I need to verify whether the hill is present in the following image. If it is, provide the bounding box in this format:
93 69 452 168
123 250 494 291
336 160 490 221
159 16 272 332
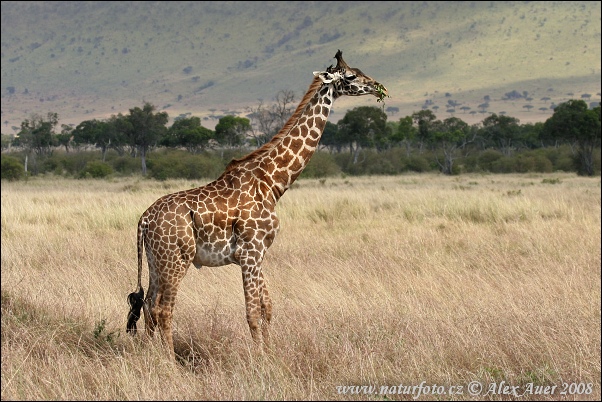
1 1 600 132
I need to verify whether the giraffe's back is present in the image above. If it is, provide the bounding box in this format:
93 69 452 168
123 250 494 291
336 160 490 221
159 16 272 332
141 169 281 272
140 184 236 270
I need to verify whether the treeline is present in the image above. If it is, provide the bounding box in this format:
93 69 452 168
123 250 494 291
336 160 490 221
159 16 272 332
1 99 600 181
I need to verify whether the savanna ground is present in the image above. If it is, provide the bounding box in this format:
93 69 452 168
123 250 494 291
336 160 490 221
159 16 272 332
1 173 600 400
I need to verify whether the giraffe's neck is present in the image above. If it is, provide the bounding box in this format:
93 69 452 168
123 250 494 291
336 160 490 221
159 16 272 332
258 83 334 200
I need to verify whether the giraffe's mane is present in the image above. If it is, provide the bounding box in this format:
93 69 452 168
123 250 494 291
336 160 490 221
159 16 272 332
222 75 323 173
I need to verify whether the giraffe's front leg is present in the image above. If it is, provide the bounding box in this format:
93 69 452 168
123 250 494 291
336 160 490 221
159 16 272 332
241 263 262 344
258 270 272 347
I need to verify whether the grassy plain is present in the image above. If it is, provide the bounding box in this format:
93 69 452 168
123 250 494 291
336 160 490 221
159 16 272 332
1 173 600 400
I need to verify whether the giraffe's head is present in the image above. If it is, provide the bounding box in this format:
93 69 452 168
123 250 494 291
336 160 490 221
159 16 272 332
314 50 388 102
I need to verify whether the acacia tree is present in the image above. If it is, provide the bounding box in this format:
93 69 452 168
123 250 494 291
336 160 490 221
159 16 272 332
214 115 251 149
481 113 521 155
14 112 59 173
73 119 109 161
337 106 388 164
319 121 342 153
72 116 128 161
543 100 600 176
392 115 418 156
411 109 437 153
125 103 168 175
160 116 213 154
429 116 472 175
56 124 74 153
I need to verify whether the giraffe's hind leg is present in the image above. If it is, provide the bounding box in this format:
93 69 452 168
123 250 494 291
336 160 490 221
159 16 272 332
144 265 159 337
144 290 159 337
155 262 188 358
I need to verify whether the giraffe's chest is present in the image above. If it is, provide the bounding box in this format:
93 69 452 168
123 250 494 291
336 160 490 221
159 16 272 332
192 233 236 268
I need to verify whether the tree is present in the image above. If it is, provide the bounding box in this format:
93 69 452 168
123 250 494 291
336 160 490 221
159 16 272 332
391 115 417 156
125 103 169 175
271 89 296 129
246 90 297 147
161 116 213 154
1 134 14 151
518 122 544 149
72 116 128 161
411 109 437 153
319 121 341 153
543 100 600 175
428 116 471 175
385 106 400 116
245 101 274 147
55 124 74 153
503 90 522 100
14 112 59 173
105 114 130 157
15 112 58 157
337 106 389 163
481 113 521 155
214 115 250 149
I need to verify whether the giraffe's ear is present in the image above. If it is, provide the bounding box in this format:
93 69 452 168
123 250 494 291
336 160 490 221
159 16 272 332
314 71 334 83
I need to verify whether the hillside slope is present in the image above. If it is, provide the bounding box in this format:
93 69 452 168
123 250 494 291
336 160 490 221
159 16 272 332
1 1 600 132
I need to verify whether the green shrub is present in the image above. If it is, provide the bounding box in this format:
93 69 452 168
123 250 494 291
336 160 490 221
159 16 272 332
111 155 141 175
301 152 341 178
478 149 503 172
405 155 431 172
554 156 575 172
78 161 113 178
491 156 515 173
1 155 25 181
46 152 97 176
533 154 553 173
181 154 225 180
363 149 400 175
148 150 225 180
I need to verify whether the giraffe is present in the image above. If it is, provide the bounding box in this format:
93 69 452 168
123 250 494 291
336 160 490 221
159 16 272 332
126 50 388 358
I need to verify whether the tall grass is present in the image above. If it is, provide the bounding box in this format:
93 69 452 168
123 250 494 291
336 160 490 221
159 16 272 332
1 174 600 400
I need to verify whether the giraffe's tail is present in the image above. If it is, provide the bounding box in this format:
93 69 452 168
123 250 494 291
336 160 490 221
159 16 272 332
126 287 144 334
127 217 147 334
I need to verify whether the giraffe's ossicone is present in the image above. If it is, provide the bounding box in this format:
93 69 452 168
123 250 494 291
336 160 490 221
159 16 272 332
127 50 388 358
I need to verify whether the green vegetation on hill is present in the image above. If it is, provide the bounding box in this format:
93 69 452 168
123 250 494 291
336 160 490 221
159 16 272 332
1 1 600 132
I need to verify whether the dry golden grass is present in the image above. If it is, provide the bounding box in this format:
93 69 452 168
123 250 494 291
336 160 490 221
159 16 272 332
1 173 600 400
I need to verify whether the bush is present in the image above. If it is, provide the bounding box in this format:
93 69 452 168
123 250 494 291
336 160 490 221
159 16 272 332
181 154 225 180
78 161 113 178
110 155 141 175
532 154 553 173
366 148 409 175
44 152 97 176
405 155 431 172
147 150 225 180
1 155 25 181
300 152 341 178
477 149 503 172
491 156 515 173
